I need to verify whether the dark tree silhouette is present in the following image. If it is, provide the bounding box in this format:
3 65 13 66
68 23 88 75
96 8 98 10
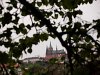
0 0 100 75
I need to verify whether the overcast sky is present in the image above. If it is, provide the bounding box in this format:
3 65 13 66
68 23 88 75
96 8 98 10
20 0 100 59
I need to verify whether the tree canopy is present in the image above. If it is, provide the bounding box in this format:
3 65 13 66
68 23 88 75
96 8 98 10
0 0 100 75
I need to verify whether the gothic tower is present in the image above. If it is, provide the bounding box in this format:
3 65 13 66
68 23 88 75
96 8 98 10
48 42 53 50
46 42 53 56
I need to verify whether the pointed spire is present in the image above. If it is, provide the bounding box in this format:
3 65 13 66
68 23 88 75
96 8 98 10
56 45 58 51
46 45 48 50
50 41 52 48
49 42 53 50
46 46 48 56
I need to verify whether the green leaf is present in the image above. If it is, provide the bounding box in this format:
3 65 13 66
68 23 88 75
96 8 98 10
50 34 56 39
84 24 91 29
40 33 48 41
54 14 58 19
37 2 42 7
59 11 64 17
2 28 12 39
49 58 58 64
49 0 55 5
4 42 11 48
21 28 27 34
32 34 40 44
21 6 29 16
26 24 31 30
19 23 25 28
2 12 12 25
62 0 72 9
19 23 27 34
61 26 66 31
73 10 82 18
80 29 87 33
74 22 81 29
12 14 19 24
46 12 53 18
34 17 39 21
7 6 13 11
42 0 48 6
85 37 90 42
12 47 22 58
89 0 93 4
73 35 79 42
0 9 2 14
13 26 20 34
67 12 72 22
27 48 32 53
10 0 17 8
87 43 93 49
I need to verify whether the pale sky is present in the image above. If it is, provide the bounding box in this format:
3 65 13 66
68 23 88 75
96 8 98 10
22 0 100 59
78 0 100 21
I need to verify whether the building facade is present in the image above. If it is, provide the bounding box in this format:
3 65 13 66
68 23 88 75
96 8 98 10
45 42 66 61
23 57 44 63
23 42 66 62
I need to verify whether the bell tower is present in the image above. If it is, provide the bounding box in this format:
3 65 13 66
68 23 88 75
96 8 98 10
46 42 53 56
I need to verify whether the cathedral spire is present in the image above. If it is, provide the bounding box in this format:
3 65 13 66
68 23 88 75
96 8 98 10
46 46 48 51
50 42 52 48
56 45 58 51
49 42 53 50
46 45 48 55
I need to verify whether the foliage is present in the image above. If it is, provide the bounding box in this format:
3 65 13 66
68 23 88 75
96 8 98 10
0 0 100 75
23 59 65 75
22 61 47 75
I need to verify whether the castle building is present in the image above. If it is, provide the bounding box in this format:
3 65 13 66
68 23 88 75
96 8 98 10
23 42 66 63
45 42 66 61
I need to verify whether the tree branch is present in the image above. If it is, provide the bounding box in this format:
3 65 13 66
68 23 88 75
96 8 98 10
17 0 69 53
18 0 74 75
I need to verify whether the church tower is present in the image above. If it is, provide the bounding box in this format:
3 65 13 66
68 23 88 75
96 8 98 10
46 46 48 56
49 42 53 50
46 42 53 56
56 45 58 51
45 42 66 60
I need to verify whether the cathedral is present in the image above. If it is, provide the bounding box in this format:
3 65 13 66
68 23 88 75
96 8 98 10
45 42 66 60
